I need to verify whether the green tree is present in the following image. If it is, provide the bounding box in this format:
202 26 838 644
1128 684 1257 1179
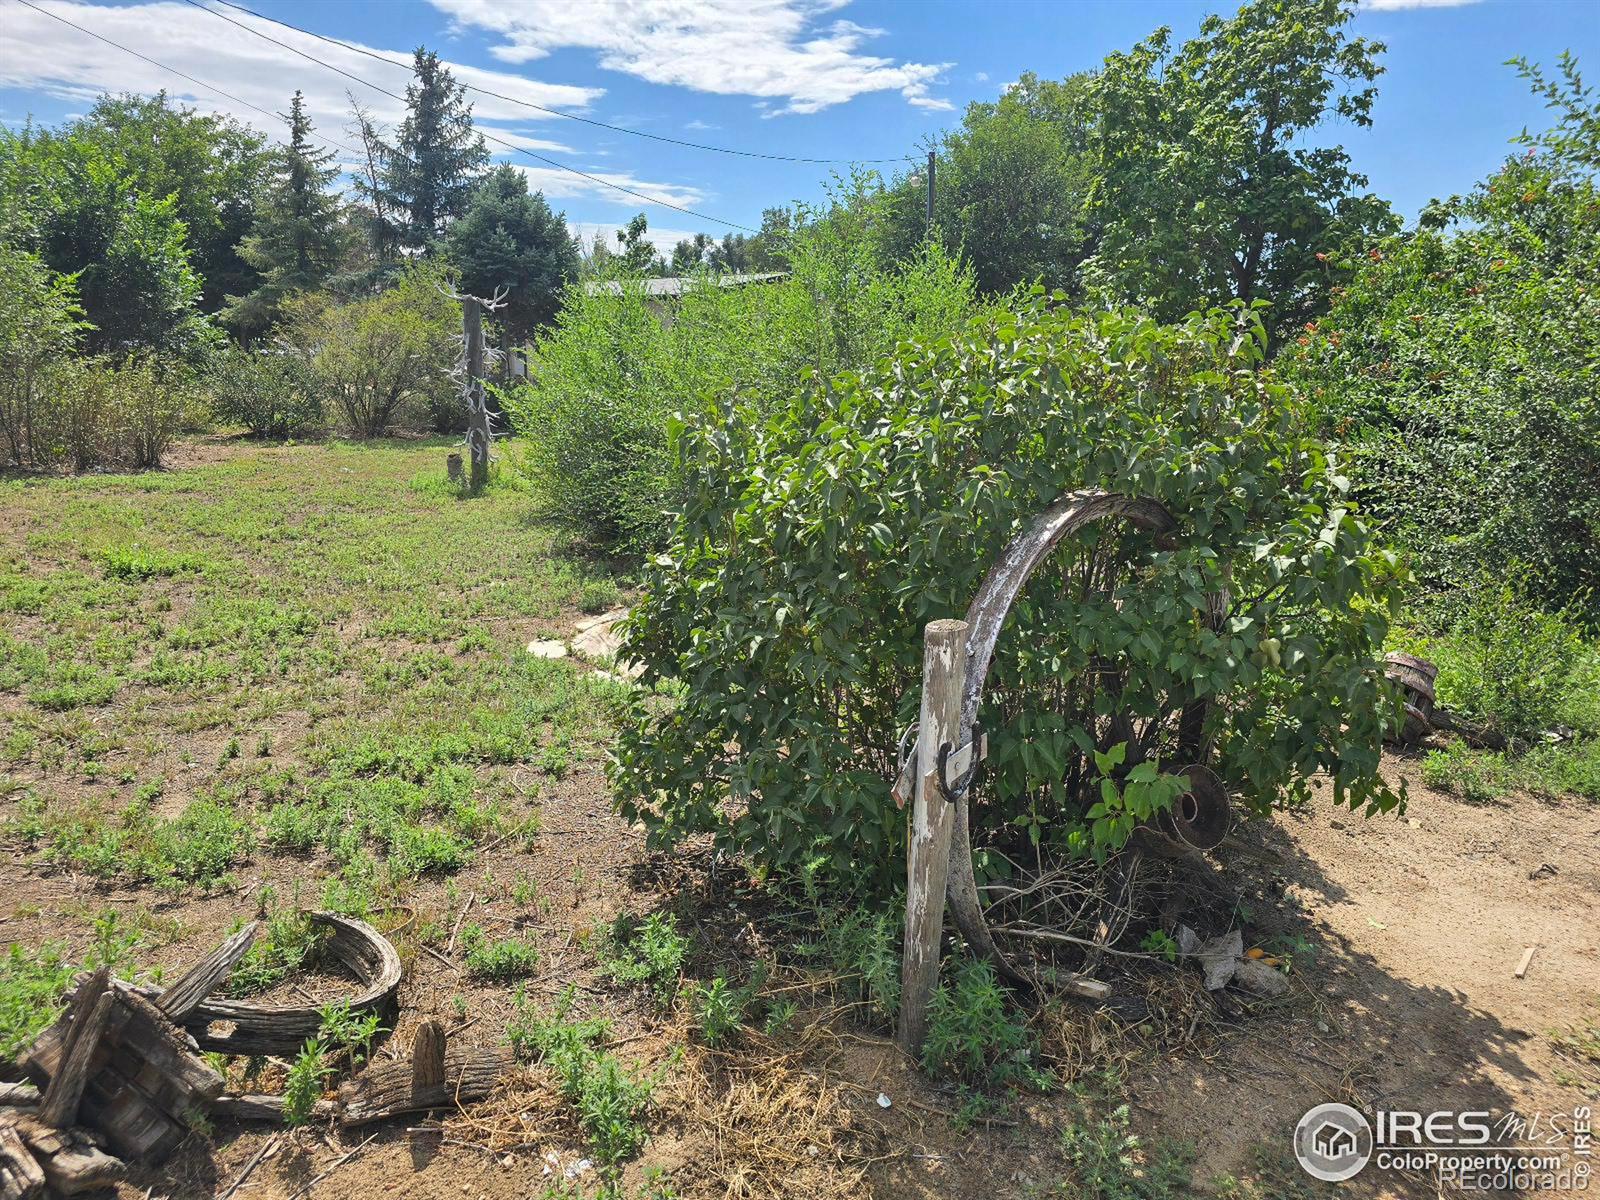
225 92 345 339
383 49 489 250
614 213 663 275
64 92 272 315
1283 57 1600 615
0 245 89 466
669 232 715 274
1081 0 1397 340
882 73 1098 295
445 164 579 341
710 208 790 274
0 125 212 359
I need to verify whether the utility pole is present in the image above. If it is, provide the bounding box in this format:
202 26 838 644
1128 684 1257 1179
925 149 936 233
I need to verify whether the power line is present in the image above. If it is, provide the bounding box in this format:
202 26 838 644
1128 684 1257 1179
198 0 913 167
9 0 371 165
174 0 757 231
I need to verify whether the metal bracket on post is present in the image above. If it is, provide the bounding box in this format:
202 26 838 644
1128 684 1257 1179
934 728 986 804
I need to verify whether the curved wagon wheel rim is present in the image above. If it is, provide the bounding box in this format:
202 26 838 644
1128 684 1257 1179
938 489 1230 985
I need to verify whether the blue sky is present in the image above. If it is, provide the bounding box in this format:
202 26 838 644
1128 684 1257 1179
3 0 1597 254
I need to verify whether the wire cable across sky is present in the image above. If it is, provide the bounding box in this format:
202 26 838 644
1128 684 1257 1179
198 0 915 167
172 0 761 231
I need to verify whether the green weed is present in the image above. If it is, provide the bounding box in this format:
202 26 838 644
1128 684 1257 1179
462 925 540 980
510 988 657 1167
922 956 1052 1092
599 912 687 1006
578 579 621 615
1059 1102 1195 1198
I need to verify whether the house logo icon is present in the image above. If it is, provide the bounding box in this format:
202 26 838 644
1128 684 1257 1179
1294 1102 1373 1181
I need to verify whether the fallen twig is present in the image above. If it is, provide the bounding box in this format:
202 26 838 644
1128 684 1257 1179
283 1132 379 1200
218 1134 279 1200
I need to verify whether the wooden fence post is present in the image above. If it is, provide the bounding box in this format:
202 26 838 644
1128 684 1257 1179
898 618 967 1056
462 298 490 494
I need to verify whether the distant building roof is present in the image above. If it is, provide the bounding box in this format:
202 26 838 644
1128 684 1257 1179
582 272 787 298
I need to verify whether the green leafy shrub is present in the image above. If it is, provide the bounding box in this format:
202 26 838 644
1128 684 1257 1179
599 912 687 1005
504 176 979 554
1282 60 1600 617
282 263 456 438
511 988 656 1167
17 355 195 472
1397 579 1600 744
462 925 540 980
207 347 321 437
0 243 89 469
613 300 1405 885
922 957 1052 1091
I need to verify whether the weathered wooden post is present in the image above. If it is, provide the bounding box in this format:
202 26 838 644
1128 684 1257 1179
462 298 490 494
898 618 967 1056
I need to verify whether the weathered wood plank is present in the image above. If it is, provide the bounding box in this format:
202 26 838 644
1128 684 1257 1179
0 1120 45 1200
37 976 113 1129
897 619 966 1056
411 1021 446 1092
338 1048 516 1126
156 922 259 1020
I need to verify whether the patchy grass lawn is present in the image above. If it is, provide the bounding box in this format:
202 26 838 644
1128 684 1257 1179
1 438 628 899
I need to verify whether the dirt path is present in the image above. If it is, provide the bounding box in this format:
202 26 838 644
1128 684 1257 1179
1141 761 1600 1197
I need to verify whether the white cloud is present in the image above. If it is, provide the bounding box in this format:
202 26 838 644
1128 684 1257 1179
483 129 575 154
1 0 602 152
1361 0 1479 9
511 164 708 212
683 118 719 131
430 0 952 115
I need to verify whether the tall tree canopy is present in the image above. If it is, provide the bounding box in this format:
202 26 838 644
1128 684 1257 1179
226 92 345 339
61 92 272 314
1081 0 1397 339
383 49 488 251
1283 55 1600 615
883 72 1097 295
0 123 211 358
445 164 580 340
877 0 1395 341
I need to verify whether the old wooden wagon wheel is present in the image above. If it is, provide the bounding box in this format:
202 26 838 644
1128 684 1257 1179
897 489 1232 1022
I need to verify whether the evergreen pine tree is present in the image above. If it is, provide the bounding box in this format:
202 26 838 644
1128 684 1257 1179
225 91 342 337
446 165 580 341
385 48 488 251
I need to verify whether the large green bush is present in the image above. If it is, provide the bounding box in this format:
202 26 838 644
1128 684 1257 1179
612 299 1405 885
282 263 457 438
1282 61 1599 618
208 347 322 438
504 178 979 554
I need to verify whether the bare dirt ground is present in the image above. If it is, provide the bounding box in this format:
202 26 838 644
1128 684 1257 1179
3 753 1595 1199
